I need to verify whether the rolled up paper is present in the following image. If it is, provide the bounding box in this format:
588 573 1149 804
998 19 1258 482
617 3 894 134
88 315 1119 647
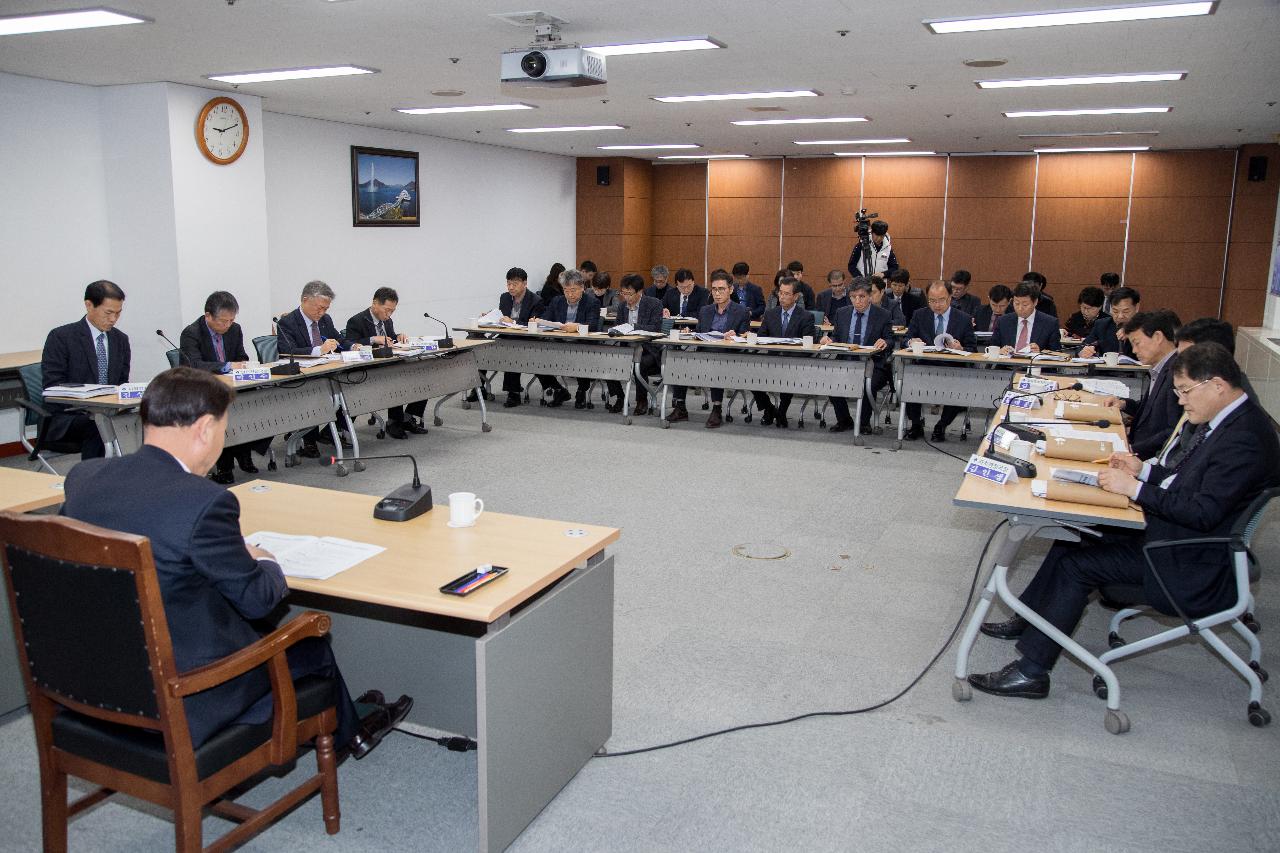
1045 480 1131 509
1042 436 1118 462
1056 401 1113 423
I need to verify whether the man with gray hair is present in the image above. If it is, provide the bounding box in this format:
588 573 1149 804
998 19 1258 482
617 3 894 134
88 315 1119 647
276 281 359 456
644 264 678 315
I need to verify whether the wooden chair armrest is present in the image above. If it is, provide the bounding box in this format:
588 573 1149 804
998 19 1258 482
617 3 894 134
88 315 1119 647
168 611 331 699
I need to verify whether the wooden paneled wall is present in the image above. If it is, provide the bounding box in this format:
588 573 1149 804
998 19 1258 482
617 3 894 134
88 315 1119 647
577 147 1280 326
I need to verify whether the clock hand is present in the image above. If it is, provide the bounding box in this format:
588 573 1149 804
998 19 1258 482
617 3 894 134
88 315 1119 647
217 123 240 133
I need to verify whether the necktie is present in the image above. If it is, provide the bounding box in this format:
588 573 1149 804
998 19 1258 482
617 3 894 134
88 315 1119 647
680 295 688 316
1159 416 1196 468
989 311 998 332
853 312 864 344
1016 318 1030 351
376 320 386 341
95 332 108 383
1170 423 1210 474
782 310 791 331
212 332 225 362
934 314 943 338
309 320 323 348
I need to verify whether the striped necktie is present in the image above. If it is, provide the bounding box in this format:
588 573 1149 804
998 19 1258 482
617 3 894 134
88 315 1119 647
95 333 108 383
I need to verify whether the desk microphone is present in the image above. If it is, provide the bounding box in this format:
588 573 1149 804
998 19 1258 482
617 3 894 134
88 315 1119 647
321 453 433 522
264 317 303 375
422 311 456 348
995 382 1084 442
155 329 188 367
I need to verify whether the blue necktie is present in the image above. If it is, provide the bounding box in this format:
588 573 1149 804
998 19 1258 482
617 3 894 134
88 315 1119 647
853 312 864 344
934 314 943 338
781 310 790 331
95 332 108 383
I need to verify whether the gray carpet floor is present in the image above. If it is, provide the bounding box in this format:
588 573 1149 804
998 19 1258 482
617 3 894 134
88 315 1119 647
2 390 1277 852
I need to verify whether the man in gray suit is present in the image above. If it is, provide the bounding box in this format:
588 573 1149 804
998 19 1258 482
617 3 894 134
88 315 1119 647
607 274 664 414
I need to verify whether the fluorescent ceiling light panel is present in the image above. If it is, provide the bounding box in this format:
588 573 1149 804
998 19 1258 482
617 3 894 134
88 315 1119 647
1004 106 1171 117
598 144 701 150
0 7 150 36
506 125 626 133
658 154 749 159
837 151 938 157
655 90 819 103
977 71 1186 88
794 138 910 146
584 37 724 56
926 2 1216 34
732 117 868 126
397 104 533 115
1035 146 1151 152
207 65 377 84
1019 131 1159 138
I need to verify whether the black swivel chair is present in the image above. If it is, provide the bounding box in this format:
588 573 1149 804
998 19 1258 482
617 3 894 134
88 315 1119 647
14 362 81 474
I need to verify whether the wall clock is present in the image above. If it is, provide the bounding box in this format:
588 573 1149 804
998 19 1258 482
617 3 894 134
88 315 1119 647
196 96 249 165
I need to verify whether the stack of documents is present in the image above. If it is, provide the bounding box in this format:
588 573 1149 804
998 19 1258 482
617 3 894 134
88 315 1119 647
245 531 385 580
44 384 117 398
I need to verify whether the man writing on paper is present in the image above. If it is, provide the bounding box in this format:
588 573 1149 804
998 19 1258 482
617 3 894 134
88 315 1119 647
904 281 977 442
665 270 750 429
1080 286 1140 359
343 287 429 439
823 278 891 435
606 274 663 415
494 267 544 409
970 343 1279 699
991 281 1061 355
539 269 602 409
61 367 412 756
276 281 359 458
751 277 816 429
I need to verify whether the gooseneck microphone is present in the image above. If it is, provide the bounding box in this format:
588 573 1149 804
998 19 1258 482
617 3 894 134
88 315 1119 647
422 311 456 348
321 453 432 522
156 329 189 367
995 382 1085 442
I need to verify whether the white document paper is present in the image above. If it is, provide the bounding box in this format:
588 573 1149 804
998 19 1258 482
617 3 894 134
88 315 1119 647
1078 377 1131 399
1030 479 1049 498
1042 425 1127 449
245 531 384 580
753 336 802 345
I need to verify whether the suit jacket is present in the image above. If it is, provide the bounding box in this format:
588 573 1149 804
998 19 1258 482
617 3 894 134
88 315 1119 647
42 318 131 390
615 295 664 332
500 289 544 324
1135 397 1280 615
1083 315 1134 358
1064 310 1095 339
879 295 908 326
669 286 711 319
697 301 751 336
972 304 1008 334
991 310 1062 351
951 293 981 317
1125 361 1183 460
906 307 977 352
1037 293 1059 319
276 307 352 356
758 304 816 339
543 292 603 332
816 291 852 323
832 304 893 361
61 445 289 747
730 282 766 320
342 308 399 346
644 284 680 315
179 316 248 372
593 289 619 311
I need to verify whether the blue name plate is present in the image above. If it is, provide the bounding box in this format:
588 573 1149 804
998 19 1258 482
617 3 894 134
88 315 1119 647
964 453 1018 486
117 383 147 400
1017 376 1056 394
233 367 271 382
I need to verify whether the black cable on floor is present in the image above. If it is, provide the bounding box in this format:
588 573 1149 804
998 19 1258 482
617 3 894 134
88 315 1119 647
594 519 1009 759
924 436 969 462
392 728 477 752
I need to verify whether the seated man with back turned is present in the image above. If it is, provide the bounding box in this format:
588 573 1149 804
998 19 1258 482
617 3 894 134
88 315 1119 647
180 290 271 484
276 280 358 458
61 367 412 755
752 276 815 429
344 286 429 439
540 268 602 409
666 269 751 429
904 280 977 441
823 277 892 434
972 343 1280 698
606 273 664 415
42 279 131 459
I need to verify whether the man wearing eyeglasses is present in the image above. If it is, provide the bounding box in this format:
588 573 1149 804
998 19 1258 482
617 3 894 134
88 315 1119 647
1100 310 1182 460
970 342 1280 700
904 280 977 441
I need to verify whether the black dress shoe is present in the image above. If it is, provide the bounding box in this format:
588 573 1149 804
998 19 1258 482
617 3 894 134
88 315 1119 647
350 694 414 760
298 443 320 459
931 426 947 442
574 392 588 410
633 402 649 417
354 689 385 707
503 393 521 408
775 416 789 429
980 615 1028 640
464 390 478 403
209 469 234 485
705 408 722 429
829 420 855 433
967 661 1050 699
237 458 259 474
606 399 623 414
905 422 925 440
404 418 429 435
666 405 689 423
547 388 572 408
760 408 776 426
386 420 408 439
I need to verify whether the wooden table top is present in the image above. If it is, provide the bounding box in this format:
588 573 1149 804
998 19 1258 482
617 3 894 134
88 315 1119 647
0 350 42 372
952 376 1145 529
655 334 879 355
454 324 652 342
231 480 620 623
0 467 65 513
893 348 1150 372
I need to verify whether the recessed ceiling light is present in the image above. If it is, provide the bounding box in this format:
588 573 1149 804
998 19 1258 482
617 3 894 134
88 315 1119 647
978 71 1186 89
1004 106 1171 117
846 151 939 157
207 65 378 84
794 138 911 146
658 154 750 159
1019 131 1159 138
598 144 701 150
584 37 725 56
963 58 1009 68
1035 146 1151 152
506 125 627 134
654 90 820 103
926 2 1216 34
0 7 150 36
731 116 868 126
429 89 466 97
398 104 533 115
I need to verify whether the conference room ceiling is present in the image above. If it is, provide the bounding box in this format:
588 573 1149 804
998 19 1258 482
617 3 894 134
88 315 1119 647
2 0 1277 159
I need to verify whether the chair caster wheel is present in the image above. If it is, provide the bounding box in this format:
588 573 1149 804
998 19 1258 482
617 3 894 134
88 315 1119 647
481 423 492 433
1243 613 1261 633
354 461 366 472
1248 702 1271 727
1092 675 1108 700
724 415 734 423
701 402 709 411
376 430 386 439
745 415 753 423
587 403 595 410
335 464 348 477
952 679 972 702
1249 661 1268 684
483 390 495 401
367 416 377 426
819 419 827 428
285 456 298 468
894 440 903 451
523 394 531 403
461 401 472 410
1108 632 1125 649
797 420 805 429
662 420 671 429
623 417 632 425
1104 709 1130 734
539 399 547 406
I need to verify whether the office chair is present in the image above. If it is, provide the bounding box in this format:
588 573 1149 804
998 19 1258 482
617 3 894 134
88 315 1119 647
14 362 80 474
1096 487 1278 728
251 335 278 363
0 511 342 851
165 349 180 368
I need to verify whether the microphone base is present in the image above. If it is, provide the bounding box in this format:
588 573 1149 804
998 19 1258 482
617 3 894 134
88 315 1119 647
984 446 1037 479
435 338 456 348
371 346 396 359
270 362 302 376
374 483 433 522
1000 423 1045 443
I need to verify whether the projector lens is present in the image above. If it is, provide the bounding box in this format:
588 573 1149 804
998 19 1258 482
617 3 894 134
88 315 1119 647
521 51 547 78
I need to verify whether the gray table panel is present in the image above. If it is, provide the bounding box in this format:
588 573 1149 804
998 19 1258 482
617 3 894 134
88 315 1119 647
472 337 638 383
337 350 482 416
660 347 869 397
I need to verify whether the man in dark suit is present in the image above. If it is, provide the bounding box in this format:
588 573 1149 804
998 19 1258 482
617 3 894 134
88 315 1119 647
492 266 544 408
275 280 358 457
1081 286 1140 359
645 265 679 315
784 261 818 311
344 286 429 439
1102 310 1182 460
971 343 1279 698
41 279 131 459
1021 271 1058 319
815 270 853 324
60 367 412 755
666 270 751 428
730 262 766 320
885 269 922 324
991 281 1062 354
665 268 711 319
607 274 664 415
949 270 981 317
823 279 892 434
751 278 816 428
540 269 603 408
179 290 270 484
972 284 1012 335
905 281 977 441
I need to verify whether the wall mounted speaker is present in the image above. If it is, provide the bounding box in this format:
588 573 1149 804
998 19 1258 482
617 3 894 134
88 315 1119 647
1247 156 1267 182
596 165 611 186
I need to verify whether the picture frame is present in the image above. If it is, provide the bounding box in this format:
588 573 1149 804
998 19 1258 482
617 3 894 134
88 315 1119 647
350 145 420 227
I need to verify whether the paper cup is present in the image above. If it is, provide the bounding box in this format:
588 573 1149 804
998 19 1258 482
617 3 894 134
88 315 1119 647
1103 352 1121 367
910 341 925 355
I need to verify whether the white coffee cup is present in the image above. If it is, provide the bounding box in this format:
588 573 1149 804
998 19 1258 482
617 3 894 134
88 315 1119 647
600 307 609 318
1103 351 1121 367
577 324 589 336
527 320 538 333
911 340 925 355
448 492 484 527
746 331 758 344
802 335 815 349
985 345 1002 358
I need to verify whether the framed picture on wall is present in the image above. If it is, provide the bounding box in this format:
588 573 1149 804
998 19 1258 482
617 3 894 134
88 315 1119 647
350 146 420 227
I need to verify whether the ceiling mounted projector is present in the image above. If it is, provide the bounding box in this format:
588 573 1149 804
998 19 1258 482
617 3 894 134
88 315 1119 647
501 45 606 87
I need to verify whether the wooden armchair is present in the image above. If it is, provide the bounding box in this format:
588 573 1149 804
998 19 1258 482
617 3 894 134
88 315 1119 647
0 511 342 852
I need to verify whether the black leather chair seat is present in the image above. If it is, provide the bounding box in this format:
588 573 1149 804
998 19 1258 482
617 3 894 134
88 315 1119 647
51 676 335 784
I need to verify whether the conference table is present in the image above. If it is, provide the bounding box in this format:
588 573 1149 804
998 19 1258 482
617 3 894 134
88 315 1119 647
949 377 1146 734
232 480 618 852
43 341 492 473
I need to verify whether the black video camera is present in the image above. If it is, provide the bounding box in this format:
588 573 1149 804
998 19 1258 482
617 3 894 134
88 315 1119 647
854 208 880 237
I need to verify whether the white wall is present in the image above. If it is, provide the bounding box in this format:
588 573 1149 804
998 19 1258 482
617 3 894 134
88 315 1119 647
263 112 575 337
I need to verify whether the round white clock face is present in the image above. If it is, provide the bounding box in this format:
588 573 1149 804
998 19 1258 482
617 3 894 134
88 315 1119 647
200 99 247 163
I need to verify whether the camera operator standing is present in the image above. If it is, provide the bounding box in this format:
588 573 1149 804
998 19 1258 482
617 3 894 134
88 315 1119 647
847 214 899 279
